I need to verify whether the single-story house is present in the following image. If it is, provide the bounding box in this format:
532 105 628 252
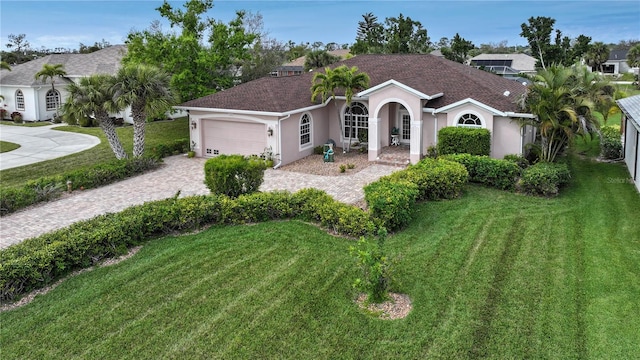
599 49 637 76
470 53 537 78
617 94 640 192
271 49 351 77
0 45 130 122
177 54 536 166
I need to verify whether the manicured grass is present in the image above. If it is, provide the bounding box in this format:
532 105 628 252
1 154 638 359
0 140 20 153
0 120 53 127
0 118 188 189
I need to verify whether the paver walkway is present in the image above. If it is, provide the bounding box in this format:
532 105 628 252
0 155 400 248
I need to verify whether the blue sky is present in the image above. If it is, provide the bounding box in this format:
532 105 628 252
1 0 639 51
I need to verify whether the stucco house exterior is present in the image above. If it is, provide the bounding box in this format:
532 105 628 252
177 54 535 167
617 94 640 192
0 45 130 122
470 53 537 78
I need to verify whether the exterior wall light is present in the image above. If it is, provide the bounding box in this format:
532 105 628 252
267 127 273 136
191 120 197 130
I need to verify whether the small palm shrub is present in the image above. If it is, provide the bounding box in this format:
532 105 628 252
204 155 267 198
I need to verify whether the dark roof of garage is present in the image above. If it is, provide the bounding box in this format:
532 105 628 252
180 54 528 114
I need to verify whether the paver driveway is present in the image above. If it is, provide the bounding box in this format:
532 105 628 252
0 155 400 248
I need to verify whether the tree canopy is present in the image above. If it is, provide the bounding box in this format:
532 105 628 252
351 12 431 54
123 0 257 102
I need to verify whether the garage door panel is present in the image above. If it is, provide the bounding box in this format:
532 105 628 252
203 120 266 157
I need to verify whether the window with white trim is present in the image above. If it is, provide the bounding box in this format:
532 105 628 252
45 89 60 111
15 90 25 110
344 102 369 140
457 113 483 128
300 113 312 147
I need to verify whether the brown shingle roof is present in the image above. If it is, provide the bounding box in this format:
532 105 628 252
180 54 527 114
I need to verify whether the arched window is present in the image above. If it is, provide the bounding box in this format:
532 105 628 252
45 89 60 111
15 90 25 111
299 113 312 148
456 113 483 128
344 102 369 140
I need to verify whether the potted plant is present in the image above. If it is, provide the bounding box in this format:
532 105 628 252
11 111 22 124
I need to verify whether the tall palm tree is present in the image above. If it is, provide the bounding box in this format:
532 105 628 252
311 65 370 152
112 64 176 158
627 44 640 69
35 64 67 111
521 66 597 162
62 74 128 159
333 65 370 151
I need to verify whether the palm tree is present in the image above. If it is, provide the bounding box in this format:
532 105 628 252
521 66 597 162
311 65 370 152
333 66 370 151
627 44 640 71
35 64 67 111
303 50 340 71
585 42 609 73
62 74 128 159
112 64 176 158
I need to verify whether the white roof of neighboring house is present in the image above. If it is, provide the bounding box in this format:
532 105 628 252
470 53 537 73
0 45 126 87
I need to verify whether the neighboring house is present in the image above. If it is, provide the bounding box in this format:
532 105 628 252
271 49 351 77
0 45 130 122
599 49 635 75
177 54 535 167
470 53 537 78
617 94 640 192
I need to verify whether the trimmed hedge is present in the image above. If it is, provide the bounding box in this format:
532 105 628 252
0 158 161 216
503 154 530 169
518 162 571 197
204 155 267 198
600 126 622 160
381 158 468 201
148 138 190 159
364 180 419 231
441 154 521 190
0 188 379 301
437 127 491 156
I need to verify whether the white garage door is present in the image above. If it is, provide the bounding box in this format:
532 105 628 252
202 120 266 157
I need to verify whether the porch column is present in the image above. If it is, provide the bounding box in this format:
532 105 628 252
410 117 423 164
368 117 382 161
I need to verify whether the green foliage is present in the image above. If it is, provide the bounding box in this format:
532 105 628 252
339 164 346 173
204 155 267 198
313 145 324 155
503 154 530 169
441 154 522 190
364 179 418 231
518 162 571 196
383 157 468 201
599 126 622 159
0 158 161 216
123 0 257 101
351 12 431 54
349 229 395 303
437 127 491 156
148 138 190 159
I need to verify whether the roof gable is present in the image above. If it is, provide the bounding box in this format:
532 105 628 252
357 79 442 100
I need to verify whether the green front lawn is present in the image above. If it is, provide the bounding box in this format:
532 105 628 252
1 154 638 359
0 118 188 189
0 140 20 153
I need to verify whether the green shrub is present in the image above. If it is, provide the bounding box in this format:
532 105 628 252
437 127 491 156
149 138 190 159
441 154 521 190
350 229 396 303
600 126 622 160
364 179 418 231
383 158 468 201
313 145 324 155
204 155 267 198
504 154 530 169
518 162 571 197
